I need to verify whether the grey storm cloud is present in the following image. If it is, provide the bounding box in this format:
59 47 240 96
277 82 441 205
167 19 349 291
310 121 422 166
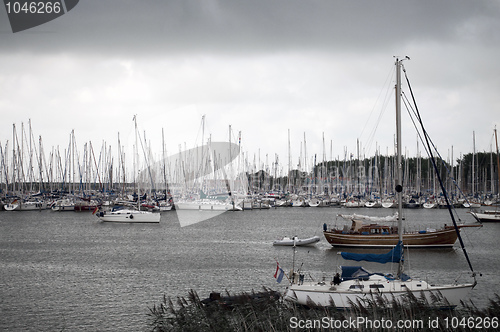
0 0 499 162
2 0 499 55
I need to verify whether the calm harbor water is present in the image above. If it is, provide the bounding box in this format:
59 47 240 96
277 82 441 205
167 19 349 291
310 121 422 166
0 207 498 331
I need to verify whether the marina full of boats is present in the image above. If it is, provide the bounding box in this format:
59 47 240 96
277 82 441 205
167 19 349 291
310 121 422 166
1 189 497 231
1 116 498 226
1 60 499 315
1 190 499 213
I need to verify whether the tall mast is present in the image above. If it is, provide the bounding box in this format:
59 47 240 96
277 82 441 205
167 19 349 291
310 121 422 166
287 129 291 193
472 131 476 197
228 125 234 207
495 127 500 198
162 128 168 195
395 57 405 276
416 136 420 195
12 124 16 195
133 115 139 205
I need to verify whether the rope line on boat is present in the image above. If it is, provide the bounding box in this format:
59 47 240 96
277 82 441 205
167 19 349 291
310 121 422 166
401 90 474 219
360 63 396 155
401 92 464 224
401 64 477 281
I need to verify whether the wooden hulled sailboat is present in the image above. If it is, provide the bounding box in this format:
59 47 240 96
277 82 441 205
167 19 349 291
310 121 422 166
284 58 477 308
322 63 481 249
323 220 475 248
323 212 480 248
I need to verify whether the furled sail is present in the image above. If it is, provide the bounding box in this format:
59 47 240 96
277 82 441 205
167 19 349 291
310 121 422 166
341 241 403 264
338 213 398 222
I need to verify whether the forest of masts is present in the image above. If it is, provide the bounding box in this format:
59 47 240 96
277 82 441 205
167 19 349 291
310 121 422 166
0 122 499 201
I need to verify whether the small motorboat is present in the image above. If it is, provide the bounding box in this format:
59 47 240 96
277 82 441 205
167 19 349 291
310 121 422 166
273 235 320 246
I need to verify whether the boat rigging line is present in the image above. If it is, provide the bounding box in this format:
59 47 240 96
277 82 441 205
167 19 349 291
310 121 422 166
401 87 474 217
359 62 396 156
401 62 478 283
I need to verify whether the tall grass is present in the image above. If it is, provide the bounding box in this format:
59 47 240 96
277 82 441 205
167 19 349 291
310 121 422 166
148 289 500 332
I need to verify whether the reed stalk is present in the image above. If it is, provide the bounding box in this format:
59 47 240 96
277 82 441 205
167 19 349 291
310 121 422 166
148 289 500 332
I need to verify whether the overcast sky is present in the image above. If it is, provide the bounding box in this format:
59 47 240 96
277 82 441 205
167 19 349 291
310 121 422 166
1 0 499 172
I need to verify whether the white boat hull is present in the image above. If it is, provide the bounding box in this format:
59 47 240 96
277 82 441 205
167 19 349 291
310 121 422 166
292 199 306 207
275 199 292 207
463 202 482 208
365 201 382 208
4 201 46 211
423 202 437 209
344 201 363 208
51 199 75 211
285 276 473 309
308 199 320 207
51 205 75 211
175 200 241 211
3 203 20 211
381 201 396 208
158 205 173 211
97 209 160 223
469 211 500 222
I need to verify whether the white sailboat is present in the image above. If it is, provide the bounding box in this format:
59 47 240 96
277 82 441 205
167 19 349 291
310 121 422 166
96 207 161 223
469 209 500 222
468 128 500 222
175 197 240 211
283 58 477 309
173 120 243 217
96 116 160 223
4 199 47 211
284 261 473 308
51 198 75 211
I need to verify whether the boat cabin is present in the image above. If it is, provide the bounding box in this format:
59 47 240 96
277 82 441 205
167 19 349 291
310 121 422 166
345 220 397 235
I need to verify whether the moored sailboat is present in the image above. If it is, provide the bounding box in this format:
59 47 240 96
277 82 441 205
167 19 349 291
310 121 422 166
96 207 161 223
51 198 75 211
284 250 473 308
96 116 160 223
4 199 47 211
284 57 478 309
324 212 480 248
174 198 241 211
468 128 500 222
469 209 500 223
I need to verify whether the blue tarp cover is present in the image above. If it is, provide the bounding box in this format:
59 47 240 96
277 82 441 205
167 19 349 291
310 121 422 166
341 241 403 264
341 266 372 280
